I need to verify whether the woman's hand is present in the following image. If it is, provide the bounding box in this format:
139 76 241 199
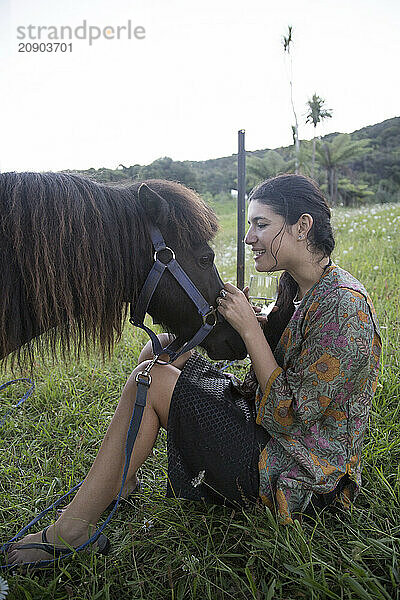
217 282 280 392
216 282 262 338
217 283 279 337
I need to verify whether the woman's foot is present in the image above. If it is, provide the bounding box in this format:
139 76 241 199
5 520 107 566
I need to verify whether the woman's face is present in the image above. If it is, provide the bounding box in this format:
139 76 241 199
245 200 296 272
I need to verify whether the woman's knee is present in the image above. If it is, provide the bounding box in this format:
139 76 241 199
123 360 180 406
146 364 180 427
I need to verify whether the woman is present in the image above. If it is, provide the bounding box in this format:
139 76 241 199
5 174 381 564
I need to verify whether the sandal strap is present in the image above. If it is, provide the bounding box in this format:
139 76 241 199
42 525 70 557
10 526 110 559
11 526 71 558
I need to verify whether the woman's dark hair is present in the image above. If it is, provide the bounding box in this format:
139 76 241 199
240 173 335 398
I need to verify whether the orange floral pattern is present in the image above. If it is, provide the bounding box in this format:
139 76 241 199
309 353 340 382
357 310 369 322
273 399 294 427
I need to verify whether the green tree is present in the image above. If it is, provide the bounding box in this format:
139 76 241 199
315 134 370 204
336 178 374 206
118 164 142 179
138 157 199 190
286 140 313 176
305 93 333 178
246 150 287 190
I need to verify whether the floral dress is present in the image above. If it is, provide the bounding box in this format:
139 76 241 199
255 264 381 523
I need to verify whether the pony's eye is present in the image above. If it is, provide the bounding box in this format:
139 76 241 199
199 255 212 267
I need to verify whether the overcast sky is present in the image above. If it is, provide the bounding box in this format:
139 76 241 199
0 0 399 173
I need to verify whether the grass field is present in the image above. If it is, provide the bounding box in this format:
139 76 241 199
1 200 399 599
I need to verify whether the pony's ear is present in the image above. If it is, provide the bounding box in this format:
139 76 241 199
138 183 169 226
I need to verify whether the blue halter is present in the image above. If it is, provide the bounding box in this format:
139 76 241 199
130 223 218 363
1 223 220 570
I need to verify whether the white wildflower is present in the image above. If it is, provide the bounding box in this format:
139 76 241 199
182 555 200 573
373 266 379 270
0 576 9 600
141 518 154 532
191 470 205 488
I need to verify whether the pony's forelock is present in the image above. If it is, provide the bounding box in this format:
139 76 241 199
128 179 219 247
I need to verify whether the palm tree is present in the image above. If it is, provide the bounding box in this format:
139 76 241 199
305 94 333 178
314 134 370 204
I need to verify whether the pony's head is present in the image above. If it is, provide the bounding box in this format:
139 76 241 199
132 180 247 360
0 172 246 366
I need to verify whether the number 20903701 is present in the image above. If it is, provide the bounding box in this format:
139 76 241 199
18 42 73 52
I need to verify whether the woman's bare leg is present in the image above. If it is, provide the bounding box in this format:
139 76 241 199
117 335 193 495
6 359 182 565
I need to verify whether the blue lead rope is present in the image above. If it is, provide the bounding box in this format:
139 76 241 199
0 376 147 570
0 385 146 570
0 379 35 428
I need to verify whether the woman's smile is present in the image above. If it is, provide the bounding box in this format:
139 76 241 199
253 249 266 261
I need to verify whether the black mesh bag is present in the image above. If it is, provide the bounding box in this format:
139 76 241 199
166 352 270 506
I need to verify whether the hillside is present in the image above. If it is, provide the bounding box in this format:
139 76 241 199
70 116 400 204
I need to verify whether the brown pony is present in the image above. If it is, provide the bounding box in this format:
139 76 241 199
0 172 246 367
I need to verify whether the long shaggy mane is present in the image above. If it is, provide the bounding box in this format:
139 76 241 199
0 172 218 368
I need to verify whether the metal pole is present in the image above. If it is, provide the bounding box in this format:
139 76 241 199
237 129 246 290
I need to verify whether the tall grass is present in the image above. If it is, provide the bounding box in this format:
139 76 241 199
1 200 399 599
